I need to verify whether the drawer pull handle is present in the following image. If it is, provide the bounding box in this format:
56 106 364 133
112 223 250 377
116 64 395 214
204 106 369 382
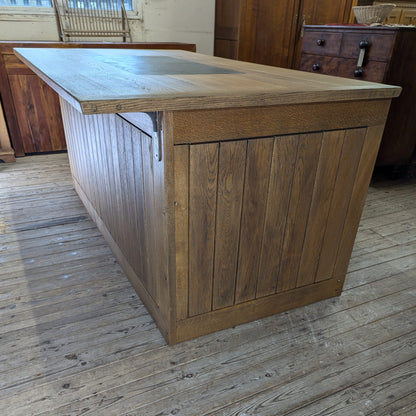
316 39 325 46
354 68 363 77
312 64 320 71
357 40 370 68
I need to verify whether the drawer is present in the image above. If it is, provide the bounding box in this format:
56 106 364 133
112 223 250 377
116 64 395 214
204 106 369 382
299 54 388 83
340 33 395 61
301 31 342 56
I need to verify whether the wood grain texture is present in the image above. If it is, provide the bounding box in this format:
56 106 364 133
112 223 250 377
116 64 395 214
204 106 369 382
48 53 394 344
256 135 298 298
333 125 387 282
212 140 246 310
235 138 274 303
14 48 401 115
315 128 367 282
296 130 345 287
177 278 343 343
173 125 378 333
170 100 392 145
173 145 190 320
188 143 219 317
0 41 195 155
237 0 300 68
299 54 388 83
2 153 415 416
0 97 15 162
60 99 171 341
214 0 357 69
276 132 322 292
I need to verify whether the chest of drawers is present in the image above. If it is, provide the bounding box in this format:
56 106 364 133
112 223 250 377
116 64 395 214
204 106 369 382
300 25 416 171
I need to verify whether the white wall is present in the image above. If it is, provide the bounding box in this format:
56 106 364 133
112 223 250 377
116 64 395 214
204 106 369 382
0 0 215 55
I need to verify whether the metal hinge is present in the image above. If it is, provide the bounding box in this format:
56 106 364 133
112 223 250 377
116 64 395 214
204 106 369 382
145 112 162 162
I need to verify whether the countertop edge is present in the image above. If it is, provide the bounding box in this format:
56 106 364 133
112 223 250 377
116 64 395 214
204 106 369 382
14 48 402 115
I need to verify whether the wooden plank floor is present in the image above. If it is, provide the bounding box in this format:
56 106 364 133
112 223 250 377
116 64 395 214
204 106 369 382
1 153 415 416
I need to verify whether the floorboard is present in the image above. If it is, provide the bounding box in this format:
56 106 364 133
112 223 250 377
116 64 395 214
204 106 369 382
0 153 415 416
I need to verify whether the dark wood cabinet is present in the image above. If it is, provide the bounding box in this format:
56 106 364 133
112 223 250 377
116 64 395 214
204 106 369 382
0 41 196 156
214 0 357 69
299 26 416 169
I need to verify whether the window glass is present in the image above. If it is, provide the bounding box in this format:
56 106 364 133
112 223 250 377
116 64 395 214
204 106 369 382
0 0 133 11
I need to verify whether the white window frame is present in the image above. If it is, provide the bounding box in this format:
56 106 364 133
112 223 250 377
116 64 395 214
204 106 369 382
0 0 142 20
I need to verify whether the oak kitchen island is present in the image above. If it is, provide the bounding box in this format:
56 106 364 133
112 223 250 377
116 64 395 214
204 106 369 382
14 48 400 345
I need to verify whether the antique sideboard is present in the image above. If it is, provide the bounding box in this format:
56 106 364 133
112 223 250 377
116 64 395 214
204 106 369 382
299 25 416 173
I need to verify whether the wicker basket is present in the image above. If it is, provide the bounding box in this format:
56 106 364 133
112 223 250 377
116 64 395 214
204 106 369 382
352 4 396 24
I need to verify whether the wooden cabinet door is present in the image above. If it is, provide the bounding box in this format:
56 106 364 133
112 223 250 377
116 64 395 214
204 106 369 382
238 0 301 68
8 74 66 154
301 0 354 26
0 48 66 155
214 0 241 59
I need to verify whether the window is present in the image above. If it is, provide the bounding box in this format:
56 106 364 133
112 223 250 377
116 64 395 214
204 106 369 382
0 0 134 11
0 0 52 6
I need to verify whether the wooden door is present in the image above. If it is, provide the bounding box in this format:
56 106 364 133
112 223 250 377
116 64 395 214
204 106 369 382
237 0 301 68
214 0 241 59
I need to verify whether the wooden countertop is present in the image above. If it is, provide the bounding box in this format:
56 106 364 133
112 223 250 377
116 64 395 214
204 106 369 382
14 48 401 114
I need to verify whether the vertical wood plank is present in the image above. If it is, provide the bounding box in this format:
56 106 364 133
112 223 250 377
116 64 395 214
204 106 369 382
333 125 386 281
93 114 110 226
70 105 83 187
296 130 345 288
41 80 66 151
235 138 274 304
315 127 367 282
256 135 298 298
276 132 322 293
0 53 25 156
28 77 51 152
141 131 158 302
122 121 140 275
174 145 190 320
83 114 99 215
188 143 218 317
212 140 247 310
131 125 147 289
153 115 172 334
59 98 78 181
109 114 126 252
86 114 101 215
116 119 133 262
9 76 35 153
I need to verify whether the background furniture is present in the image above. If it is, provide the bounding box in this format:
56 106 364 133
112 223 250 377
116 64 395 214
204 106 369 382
299 25 416 173
15 47 399 344
0 97 15 163
0 41 196 156
374 1 416 25
53 0 132 42
214 0 357 69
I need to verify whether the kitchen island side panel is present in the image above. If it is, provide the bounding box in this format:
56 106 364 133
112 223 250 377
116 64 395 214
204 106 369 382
59 97 390 345
172 104 390 344
59 98 171 340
